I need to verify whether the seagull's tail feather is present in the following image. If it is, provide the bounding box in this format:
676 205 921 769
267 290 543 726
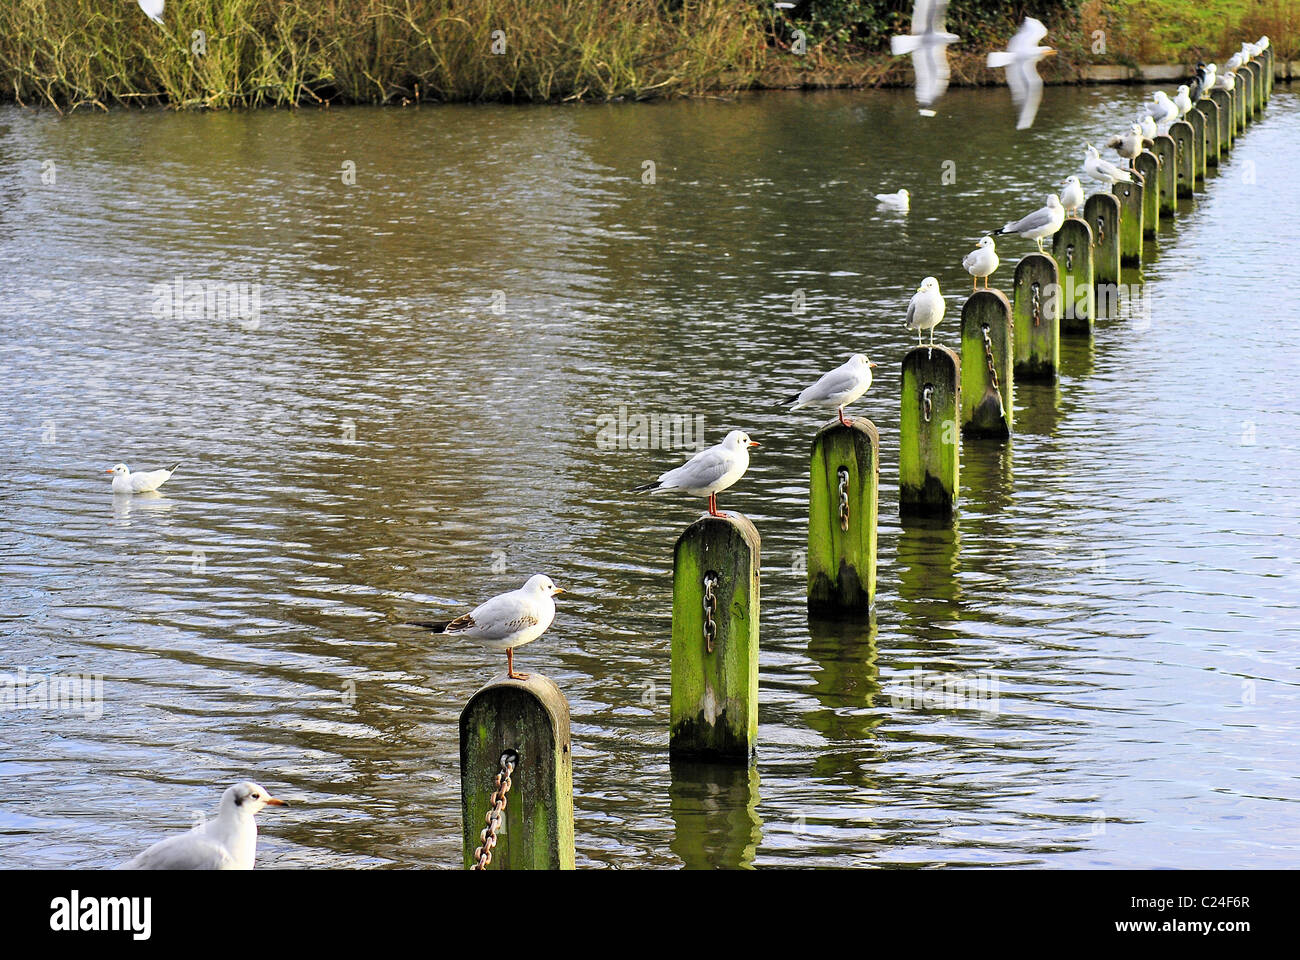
775 393 802 407
891 35 922 56
631 480 662 493
405 619 453 632
986 51 1015 69
991 226 1007 237
168 462 181 473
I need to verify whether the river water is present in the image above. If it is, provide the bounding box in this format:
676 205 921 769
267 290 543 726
2 84 1298 868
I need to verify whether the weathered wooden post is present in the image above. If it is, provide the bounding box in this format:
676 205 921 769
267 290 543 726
670 514 759 761
1111 179 1143 265
1084 192 1120 317
959 290 1012 438
1240 65 1254 123
1265 47 1274 99
1134 151 1160 236
899 345 959 519
1210 87 1233 150
807 420 878 615
1248 60 1264 113
1011 253 1059 381
1186 106 1207 188
460 674 574 869
1053 217 1094 334
1196 99 1221 167
1170 120 1195 198
1152 134 1177 218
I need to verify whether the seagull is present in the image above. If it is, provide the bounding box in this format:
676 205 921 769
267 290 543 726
1150 90 1179 131
962 236 999 290
137 0 164 26
108 462 180 494
1225 52 1244 74
119 782 285 870
776 354 877 427
986 17 1056 129
1059 175 1085 217
1215 68 1236 92
1106 123 1153 169
633 430 759 518
1084 143 1135 186
1137 114 1158 140
905 277 946 346
890 0 960 114
874 188 910 212
1199 63 1217 98
1173 84 1194 117
992 194 1064 253
407 574 565 680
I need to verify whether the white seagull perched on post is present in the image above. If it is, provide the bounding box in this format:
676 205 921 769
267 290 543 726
407 574 566 680
633 430 759 518
107 462 180 494
1106 122 1154 170
137 0 164 26
1215 68 1236 92
992 194 1064 253
874 188 910 212
1173 84 1194 117
890 0 960 116
905 277 946 346
986 17 1056 130
1137 114 1158 140
776 354 877 427
1149 90 1179 132
119 782 286 870
962 236 999 290
1084 143 1135 186
1059 175 1085 217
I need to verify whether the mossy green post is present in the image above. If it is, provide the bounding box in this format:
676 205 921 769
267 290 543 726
1111 179 1143 266
670 513 759 762
1186 107 1207 187
1011 253 1059 382
899 344 959 520
1084 192 1120 316
1134 151 1160 236
1210 88 1233 150
959 290 1012 438
460 674 574 870
1239 67 1253 123
1248 61 1263 114
1153 134 1176 217
1196 99 1220 168
1265 48 1273 99
807 420 878 615
1170 120 1195 198
1052 217 1094 334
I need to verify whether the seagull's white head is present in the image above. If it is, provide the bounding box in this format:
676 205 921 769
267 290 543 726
523 574 565 597
1045 194 1063 209
1154 91 1171 103
1177 84 1190 96
898 189 909 199
1061 175 1080 189
1085 143 1100 158
1130 122 1143 134
917 276 941 294
725 429 760 450
850 353 878 369
108 463 129 476
976 235 996 250
222 781 286 818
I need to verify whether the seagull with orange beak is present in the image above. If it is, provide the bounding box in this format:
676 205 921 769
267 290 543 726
777 354 877 427
633 429 759 518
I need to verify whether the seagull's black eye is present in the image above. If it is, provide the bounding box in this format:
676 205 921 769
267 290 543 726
251 793 260 799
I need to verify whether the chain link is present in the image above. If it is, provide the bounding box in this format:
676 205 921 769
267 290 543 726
1031 281 1042 327
702 572 718 653
837 467 850 532
1095 216 1105 244
472 749 518 870
981 323 1007 418
1065 243 1074 270
922 385 933 423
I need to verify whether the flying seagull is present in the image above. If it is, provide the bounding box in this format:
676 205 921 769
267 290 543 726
987 17 1056 130
137 0 164 26
890 0 960 115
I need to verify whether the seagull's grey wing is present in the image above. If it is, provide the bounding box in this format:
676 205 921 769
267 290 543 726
804 367 862 403
1005 54 1029 105
468 589 535 637
905 294 918 328
1016 58 1044 129
914 0 934 33
120 833 236 870
1006 205 1054 234
913 44 937 105
927 0 949 34
962 249 980 271
661 446 730 490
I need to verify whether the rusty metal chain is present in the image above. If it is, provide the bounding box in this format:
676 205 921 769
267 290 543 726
922 385 933 423
702 572 718 653
472 749 518 870
837 467 850 532
1065 243 1074 270
1095 216 1105 244
981 323 1006 417
1031 281 1042 327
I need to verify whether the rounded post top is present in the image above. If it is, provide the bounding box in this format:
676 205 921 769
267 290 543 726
463 671 572 733
676 511 761 553
811 417 880 447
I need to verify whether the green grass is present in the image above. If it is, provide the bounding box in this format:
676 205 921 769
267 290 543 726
1094 0 1296 63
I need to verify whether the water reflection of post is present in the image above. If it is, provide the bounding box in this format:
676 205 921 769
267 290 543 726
959 437 1014 517
804 617 882 750
1011 380 1061 438
1058 331 1096 385
895 518 962 623
668 761 761 870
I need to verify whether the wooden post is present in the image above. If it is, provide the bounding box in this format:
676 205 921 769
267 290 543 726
807 420 878 615
1186 106 1207 187
1265 47 1273 99
1111 179 1143 266
1196 99 1220 167
1240 66 1254 123
1084 192 1120 317
1210 87 1233 150
1011 253 1059 382
1153 134 1177 218
1248 60 1263 114
959 290 1013 438
1134 151 1160 236
899 344 959 520
1052 217 1094 334
670 513 759 761
460 674 574 869
1169 120 1195 198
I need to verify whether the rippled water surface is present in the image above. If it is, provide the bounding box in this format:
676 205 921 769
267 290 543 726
2 85 1299 868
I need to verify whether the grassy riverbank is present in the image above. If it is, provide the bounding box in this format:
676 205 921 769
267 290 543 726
0 1 1292 111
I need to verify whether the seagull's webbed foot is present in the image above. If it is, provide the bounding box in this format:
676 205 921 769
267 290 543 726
838 408 853 428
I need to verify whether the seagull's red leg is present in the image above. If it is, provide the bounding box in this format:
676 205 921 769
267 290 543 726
838 407 852 427
708 494 723 518
506 647 527 681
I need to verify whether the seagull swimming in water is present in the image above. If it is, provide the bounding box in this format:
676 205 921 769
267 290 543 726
633 430 759 518
119 782 286 870
107 462 180 494
986 17 1056 130
890 0 960 115
962 236 999 291
874 188 910 212
407 574 566 680
776 354 877 427
993 194 1064 253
